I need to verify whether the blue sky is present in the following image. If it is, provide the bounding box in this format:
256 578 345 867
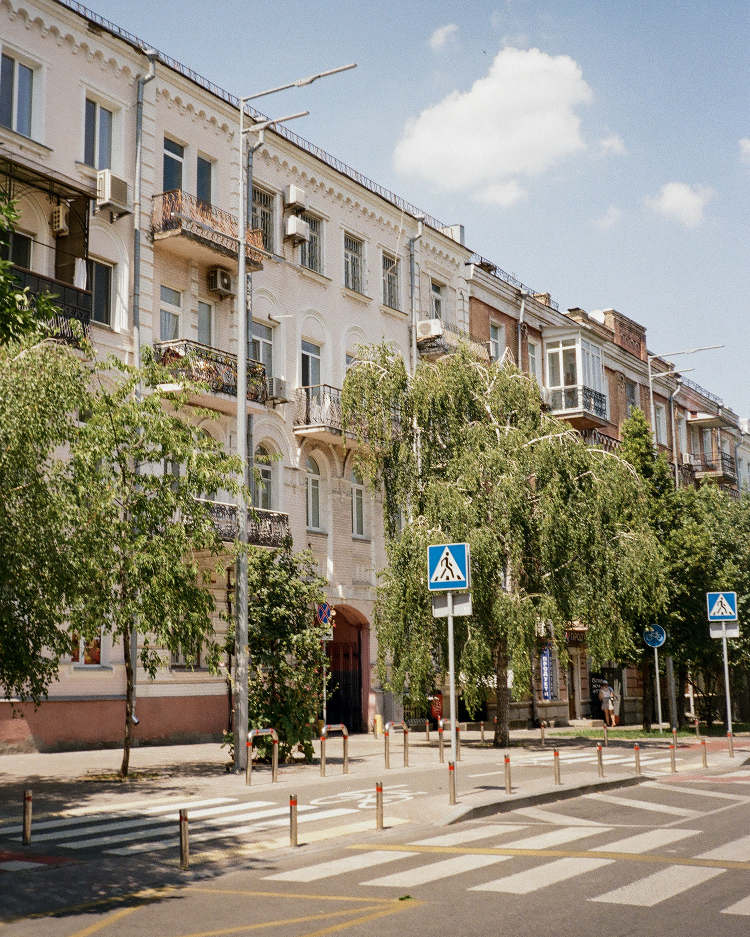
87 0 749 416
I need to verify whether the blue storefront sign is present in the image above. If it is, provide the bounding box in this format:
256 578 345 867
541 646 552 700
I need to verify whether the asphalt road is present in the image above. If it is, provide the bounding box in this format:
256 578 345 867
3 766 750 935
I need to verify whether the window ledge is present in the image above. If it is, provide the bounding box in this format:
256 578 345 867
341 286 372 305
380 303 407 319
90 320 117 333
297 265 330 286
72 664 113 672
351 535 371 543
306 527 327 536
0 125 51 155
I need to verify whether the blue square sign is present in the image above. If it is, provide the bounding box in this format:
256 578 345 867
428 543 470 592
707 592 737 622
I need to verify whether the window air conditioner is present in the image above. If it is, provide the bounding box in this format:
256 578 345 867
682 452 694 466
207 267 235 297
96 169 130 215
268 377 289 403
285 215 310 243
51 205 69 236
416 318 444 341
284 184 307 213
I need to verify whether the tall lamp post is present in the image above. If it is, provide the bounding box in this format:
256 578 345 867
233 63 356 775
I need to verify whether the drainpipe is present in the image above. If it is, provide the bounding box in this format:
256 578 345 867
516 292 527 369
130 48 157 728
409 216 424 378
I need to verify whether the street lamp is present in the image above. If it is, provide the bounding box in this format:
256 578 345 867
233 64 356 775
647 344 724 447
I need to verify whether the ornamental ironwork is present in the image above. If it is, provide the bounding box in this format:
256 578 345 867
154 339 267 404
11 266 91 344
549 384 607 419
196 499 291 548
294 384 344 431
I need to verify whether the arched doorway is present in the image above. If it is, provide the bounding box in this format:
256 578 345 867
326 605 368 733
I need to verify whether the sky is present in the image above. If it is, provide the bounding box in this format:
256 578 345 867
84 0 749 417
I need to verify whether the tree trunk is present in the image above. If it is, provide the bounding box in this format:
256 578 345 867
677 662 688 728
641 653 652 732
493 637 510 747
121 618 134 778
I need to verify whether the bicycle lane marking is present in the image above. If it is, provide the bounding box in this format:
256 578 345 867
309 785 428 809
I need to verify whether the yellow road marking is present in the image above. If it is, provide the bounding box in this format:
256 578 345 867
350 842 750 871
65 906 141 937
190 888 400 904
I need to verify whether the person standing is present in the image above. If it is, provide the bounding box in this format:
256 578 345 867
599 680 615 726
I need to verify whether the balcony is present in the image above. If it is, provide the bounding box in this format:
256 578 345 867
11 265 91 344
545 384 609 430
294 384 352 447
581 428 621 454
416 318 490 362
153 339 267 413
689 450 737 484
151 191 264 270
197 500 291 548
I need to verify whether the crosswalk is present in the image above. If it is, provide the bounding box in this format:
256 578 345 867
265 813 750 916
469 749 679 776
0 796 357 859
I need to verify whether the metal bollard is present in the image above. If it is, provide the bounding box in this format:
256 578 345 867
504 753 511 794
634 743 641 776
701 738 708 768
179 809 189 871
384 730 390 770
425 719 430 742
22 790 32 846
448 761 456 805
553 748 561 785
541 723 545 746
670 741 676 773
438 726 445 763
343 734 349 775
672 727 677 746
597 743 604 778
694 716 700 738
603 725 608 747
480 721 485 743
375 781 384 830
404 727 409 768
290 794 298 847
320 735 327 777
728 731 735 758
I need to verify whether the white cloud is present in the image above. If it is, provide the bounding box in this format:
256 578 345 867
645 182 715 227
599 133 626 156
593 206 622 229
393 46 592 206
429 24 458 52
740 138 750 165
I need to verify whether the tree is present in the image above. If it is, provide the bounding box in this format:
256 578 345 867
343 345 664 745
0 199 53 343
67 350 242 776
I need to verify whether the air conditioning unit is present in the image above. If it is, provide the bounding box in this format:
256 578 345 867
416 318 444 341
268 377 289 403
51 205 69 236
285 215 310 243
284 184 306 213
207 267 235 297
682 452 694 466
96 169 130 215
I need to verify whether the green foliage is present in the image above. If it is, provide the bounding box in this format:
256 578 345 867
0 200 53 344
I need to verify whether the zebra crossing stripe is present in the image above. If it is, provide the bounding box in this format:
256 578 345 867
471 857 614 894
363 853 509 888
514 806 609 827
591 865 724 906
721 895 750 916
411 825 527 847
642 781 747 802
591 829 701 854
697 833 750 862
265 850 414 882
497 827 612 850
584 793 701 818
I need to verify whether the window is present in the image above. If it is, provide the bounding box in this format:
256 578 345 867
0 53 33 137
88 259 113 326
252 445 272 510
382 253 399 309
654 403 667 445
0 229 31 268
71 631 102 667
160 285 181 341
527 340 541 384
252 187 274 253
351 469 365 537
196 156 212 206
489 323 505 362
163 137 184 192
306 456 322 530
300 213 321 273
546 338 578 408
431 281 444 319
580 338 605 395
251 321 273 377
676 412 688 456
197 300 212 346
171 645 203 670
625 380 638 415
84 99 112 170
344 233 363 293
301 340 321 388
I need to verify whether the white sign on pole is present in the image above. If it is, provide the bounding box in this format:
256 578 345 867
432 592 472 618
710 621 741 639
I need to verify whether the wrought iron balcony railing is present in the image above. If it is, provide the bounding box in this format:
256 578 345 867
294 384 343 431
416 318 490 361
151 190 264 269
690 450 737 478
581 428 621 453
196 499 291 547
153 339 267 404
547 384 608 420
11 265 91 344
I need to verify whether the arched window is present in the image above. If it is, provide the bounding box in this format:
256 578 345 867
351 468 364 537
306 456 321 530
252 444 272 510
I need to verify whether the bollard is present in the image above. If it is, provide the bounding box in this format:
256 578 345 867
290 794 298 847
670 741 676 773
375 781 384 830
425 719 430 742
320 734 327 777
553 748 561 785
438 726 445 763
320 724 349 776
541 723 545 747
694 716 700 738
480 721 485 743
246 729 279 786
728 731 735 758
404 727 410 768
504 753 511 794
384 729 390 770
448 761 457 805
597 743 604 778
634 743 641 776
701 738 708 768
672 727 677 746
22 790 32 846
603 725 608 747
179 809 189 871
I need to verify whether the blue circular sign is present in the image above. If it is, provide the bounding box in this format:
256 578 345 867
644 624 666 648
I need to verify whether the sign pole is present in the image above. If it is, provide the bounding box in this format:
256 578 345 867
722 628 733 737
654 646 663 735
447 591 458 765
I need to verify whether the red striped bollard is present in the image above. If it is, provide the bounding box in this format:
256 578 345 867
701 738 708 768
290 794 298 847
22 790 32 845
670 740 676 772
375 781 384 830
179 809 189 870
448 761 456 804
597 743 604 777
553 748 561 785
504 753 511 794
634 743 641 776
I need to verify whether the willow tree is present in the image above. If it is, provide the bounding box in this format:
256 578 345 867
342 344 664 745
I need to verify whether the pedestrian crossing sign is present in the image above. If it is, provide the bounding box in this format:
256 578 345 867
428 543 470 592
707 591 737 621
